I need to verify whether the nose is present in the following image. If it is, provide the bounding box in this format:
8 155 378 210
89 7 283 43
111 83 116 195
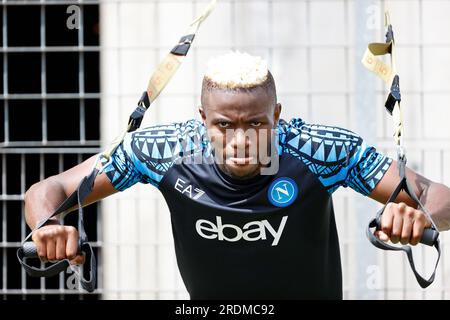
230 129 250 151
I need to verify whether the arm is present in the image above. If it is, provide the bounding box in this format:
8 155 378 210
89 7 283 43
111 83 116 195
24 154 118 262
369 159 450 245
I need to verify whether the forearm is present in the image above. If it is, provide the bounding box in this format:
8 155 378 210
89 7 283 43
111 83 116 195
420 182 450 231
24 177 67 229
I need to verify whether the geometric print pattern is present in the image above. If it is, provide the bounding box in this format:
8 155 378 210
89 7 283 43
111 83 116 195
102 119 211 190
278 118 392 195
130 119 211 182
103 117 392 195
101 142 145 191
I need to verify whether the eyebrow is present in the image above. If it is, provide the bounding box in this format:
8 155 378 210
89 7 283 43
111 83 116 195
211 116 232 122
247 114 270 121
210 112 270 122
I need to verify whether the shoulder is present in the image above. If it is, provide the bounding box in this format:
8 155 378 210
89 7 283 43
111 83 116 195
130 119 205 141
102 119 208 190
123 119 209 169
277 118 392 195
278 118 363 164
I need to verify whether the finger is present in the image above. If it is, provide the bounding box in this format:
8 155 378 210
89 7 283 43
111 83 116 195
70 254 86 266
422 214 432 228
46 239 57 261
66 230 79 260
36 241 48 263
381 203 394 238
400 208 414 245
411 214 428 246
391 209 404 244
32 232 47 262
375 230 390 242
56 237 67 260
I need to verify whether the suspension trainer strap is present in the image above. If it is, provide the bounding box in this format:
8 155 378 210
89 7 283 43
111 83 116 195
17 0 217 293
362 13 404 149
362 12 440 289
102 0 217 161
366 159 441 288
17 169 98 291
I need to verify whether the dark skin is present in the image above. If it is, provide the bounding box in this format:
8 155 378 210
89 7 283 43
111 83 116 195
199 86 281 179
24 85 450 264
25 159 117 263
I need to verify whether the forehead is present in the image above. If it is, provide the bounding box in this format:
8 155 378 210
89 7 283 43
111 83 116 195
203 88 273 118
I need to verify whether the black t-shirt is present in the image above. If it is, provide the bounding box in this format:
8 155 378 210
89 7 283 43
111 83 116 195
102 118 392 299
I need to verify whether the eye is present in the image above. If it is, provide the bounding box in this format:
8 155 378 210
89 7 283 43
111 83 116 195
218 121 230 128
250 121 262 127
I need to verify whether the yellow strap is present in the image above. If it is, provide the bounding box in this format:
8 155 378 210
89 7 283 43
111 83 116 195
146 54 183 102
361 42 395 85
187 0 217 34
147 0 217 102
101 130 128 161
361 11 404 148
100 0 217 162
361 12 397 84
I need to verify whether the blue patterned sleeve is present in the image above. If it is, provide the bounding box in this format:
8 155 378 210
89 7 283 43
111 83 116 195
100 132 149 191
279 118 393 195
343 141 393 196
101 119 208 191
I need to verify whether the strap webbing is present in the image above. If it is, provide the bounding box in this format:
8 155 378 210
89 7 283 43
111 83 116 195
366 160 441 288
361 13 404 149
17 0 217 292
362 12 441 289
101 0 217 162
17 169 98 292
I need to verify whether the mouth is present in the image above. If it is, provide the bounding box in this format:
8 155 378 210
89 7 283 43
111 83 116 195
227 157 255 166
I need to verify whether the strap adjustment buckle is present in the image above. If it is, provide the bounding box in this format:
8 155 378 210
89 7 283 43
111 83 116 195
385 75 401 115
128 91 151 133
396 147 407 178
385 24 395 43
171 34 195 56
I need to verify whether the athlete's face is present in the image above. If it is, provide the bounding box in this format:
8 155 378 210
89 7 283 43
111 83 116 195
199 87 281 179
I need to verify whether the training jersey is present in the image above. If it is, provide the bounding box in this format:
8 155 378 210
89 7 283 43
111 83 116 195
102 118 392 299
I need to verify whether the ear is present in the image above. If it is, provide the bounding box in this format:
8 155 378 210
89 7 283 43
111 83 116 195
273 103 282 124
199 106 207 123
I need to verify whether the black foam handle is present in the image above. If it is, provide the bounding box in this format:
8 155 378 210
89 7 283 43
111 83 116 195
420 228 440 246
376 218 439 246
22 241 39 258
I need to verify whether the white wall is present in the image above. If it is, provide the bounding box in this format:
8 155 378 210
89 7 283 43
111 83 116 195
100 0 450 299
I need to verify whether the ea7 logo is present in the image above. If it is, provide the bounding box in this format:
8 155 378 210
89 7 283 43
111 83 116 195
174 177 205 200
196 216 288 246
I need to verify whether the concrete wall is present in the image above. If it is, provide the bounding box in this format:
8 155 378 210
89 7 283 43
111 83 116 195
100 0 450 299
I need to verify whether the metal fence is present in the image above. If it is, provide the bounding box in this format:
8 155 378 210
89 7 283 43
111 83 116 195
0 1 101 298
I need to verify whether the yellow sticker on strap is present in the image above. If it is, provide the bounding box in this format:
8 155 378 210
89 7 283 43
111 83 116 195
361 42 395 85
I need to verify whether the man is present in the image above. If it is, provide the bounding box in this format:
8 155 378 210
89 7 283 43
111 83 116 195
24 52 450 299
